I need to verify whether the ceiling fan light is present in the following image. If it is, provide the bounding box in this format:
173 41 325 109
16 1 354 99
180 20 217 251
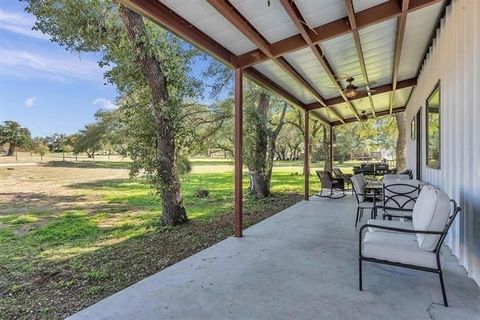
345 88 357 98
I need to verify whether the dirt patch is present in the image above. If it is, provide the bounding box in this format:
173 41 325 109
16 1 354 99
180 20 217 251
0 195 301 319
0 164 129 215
0 162 302 319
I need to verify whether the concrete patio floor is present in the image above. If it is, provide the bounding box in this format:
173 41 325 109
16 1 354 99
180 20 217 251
70 195 480 320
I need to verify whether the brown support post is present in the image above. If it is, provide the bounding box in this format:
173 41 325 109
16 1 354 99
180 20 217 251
234 68 243 237
329 125 334 173
304 110 310 201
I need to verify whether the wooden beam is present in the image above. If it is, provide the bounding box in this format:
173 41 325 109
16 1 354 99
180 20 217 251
244 68 304 107
236 0 444 68
207 0 328 109
331 106 407 126
279 0 356 121
234 68 243 237
309 110 331 125
206 0 271 56
345 0 376 117
116 0 328 123
327 107 347 125
329 126 334 173
117 0 235 66
304 110 310 200
305 77 417 110
389 0 410 114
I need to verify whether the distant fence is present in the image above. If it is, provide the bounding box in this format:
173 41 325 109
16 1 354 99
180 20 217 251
0 151 131 164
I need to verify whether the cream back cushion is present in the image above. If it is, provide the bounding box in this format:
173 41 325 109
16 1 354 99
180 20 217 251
412 185 451 251
351 174 365 202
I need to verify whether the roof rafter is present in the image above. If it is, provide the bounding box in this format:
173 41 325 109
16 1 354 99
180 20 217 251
279 0 357 122
236 0 444 68
206 0 332 115
205 0 341 124
305 78 417 110
116 0 332 124
331 106 407 126
344 0 376 117
389 0 410 114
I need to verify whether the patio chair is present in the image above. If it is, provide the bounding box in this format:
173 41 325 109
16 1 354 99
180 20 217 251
315 170 346 199
333 168 352 190
377 181 421 220
398 168 413 179
351 174 376 227
359 185 461 307
375 163 389 176
383 174 410 180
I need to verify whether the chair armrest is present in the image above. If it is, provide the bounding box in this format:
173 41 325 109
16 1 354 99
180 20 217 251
358 224 444 257
360 224 444 235
373 205 413 212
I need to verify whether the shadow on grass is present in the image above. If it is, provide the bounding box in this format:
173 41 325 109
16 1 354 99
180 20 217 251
0 189 302 319
65 179 142 191
42 161 131 170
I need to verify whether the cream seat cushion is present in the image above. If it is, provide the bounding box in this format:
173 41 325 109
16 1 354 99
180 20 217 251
366 219 413 233
362 231 437 269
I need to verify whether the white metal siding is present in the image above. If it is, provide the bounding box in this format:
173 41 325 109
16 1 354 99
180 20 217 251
405 0 480 286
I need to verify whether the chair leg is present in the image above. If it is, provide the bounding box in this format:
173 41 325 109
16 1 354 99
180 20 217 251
439 271 448 307
355 207 360 228
359 259 363 291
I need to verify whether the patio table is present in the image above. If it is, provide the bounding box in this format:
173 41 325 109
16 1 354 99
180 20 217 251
365 181 383 218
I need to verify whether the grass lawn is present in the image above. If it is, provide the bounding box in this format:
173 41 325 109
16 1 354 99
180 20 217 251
0 158 353 319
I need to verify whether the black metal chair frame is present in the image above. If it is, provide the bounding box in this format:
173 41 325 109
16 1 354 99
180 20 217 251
352 183 377 228
359 200 461 307
316 170 346 199
378 183 421 220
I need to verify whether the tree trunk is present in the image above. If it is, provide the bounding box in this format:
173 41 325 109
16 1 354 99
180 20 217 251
7 143 15 156
119 6 187 225
250 93 270 198
395 112 407 170
322 125 328 171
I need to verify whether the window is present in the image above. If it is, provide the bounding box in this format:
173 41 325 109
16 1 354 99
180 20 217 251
426 82 441 169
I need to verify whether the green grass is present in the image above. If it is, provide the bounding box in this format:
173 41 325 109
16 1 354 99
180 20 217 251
0 164 317 273
0 159 360 318
0 160 360 271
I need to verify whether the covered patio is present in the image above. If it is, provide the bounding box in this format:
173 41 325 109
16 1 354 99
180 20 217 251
116 0 452 238
68 0 479 318
69 196 480 319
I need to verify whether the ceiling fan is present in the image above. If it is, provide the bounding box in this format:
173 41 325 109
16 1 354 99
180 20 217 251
360 110 369 122
330 74 376 99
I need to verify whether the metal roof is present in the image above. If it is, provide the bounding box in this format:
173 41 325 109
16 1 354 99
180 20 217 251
118 0 447 125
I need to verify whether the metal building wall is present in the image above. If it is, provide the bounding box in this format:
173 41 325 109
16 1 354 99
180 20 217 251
406 0 480 286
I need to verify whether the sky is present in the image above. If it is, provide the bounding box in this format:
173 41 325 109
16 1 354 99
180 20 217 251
0 0 214 137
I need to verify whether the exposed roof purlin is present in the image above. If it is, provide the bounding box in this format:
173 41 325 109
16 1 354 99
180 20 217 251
389 0 410 114
280 0 359 122
345 0 376 118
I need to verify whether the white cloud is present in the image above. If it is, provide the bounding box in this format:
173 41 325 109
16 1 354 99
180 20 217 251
24 96 36 107
0 9 49 40
92 98 118 110
0 48 104 81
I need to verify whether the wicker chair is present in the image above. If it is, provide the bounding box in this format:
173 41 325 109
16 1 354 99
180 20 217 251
315 170 346 199
333 168 352 190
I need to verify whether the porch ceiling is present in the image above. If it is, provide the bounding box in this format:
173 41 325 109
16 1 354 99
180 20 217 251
118 0 447 125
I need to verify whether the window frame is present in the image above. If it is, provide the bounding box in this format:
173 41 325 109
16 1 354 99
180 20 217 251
425 80 441 169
